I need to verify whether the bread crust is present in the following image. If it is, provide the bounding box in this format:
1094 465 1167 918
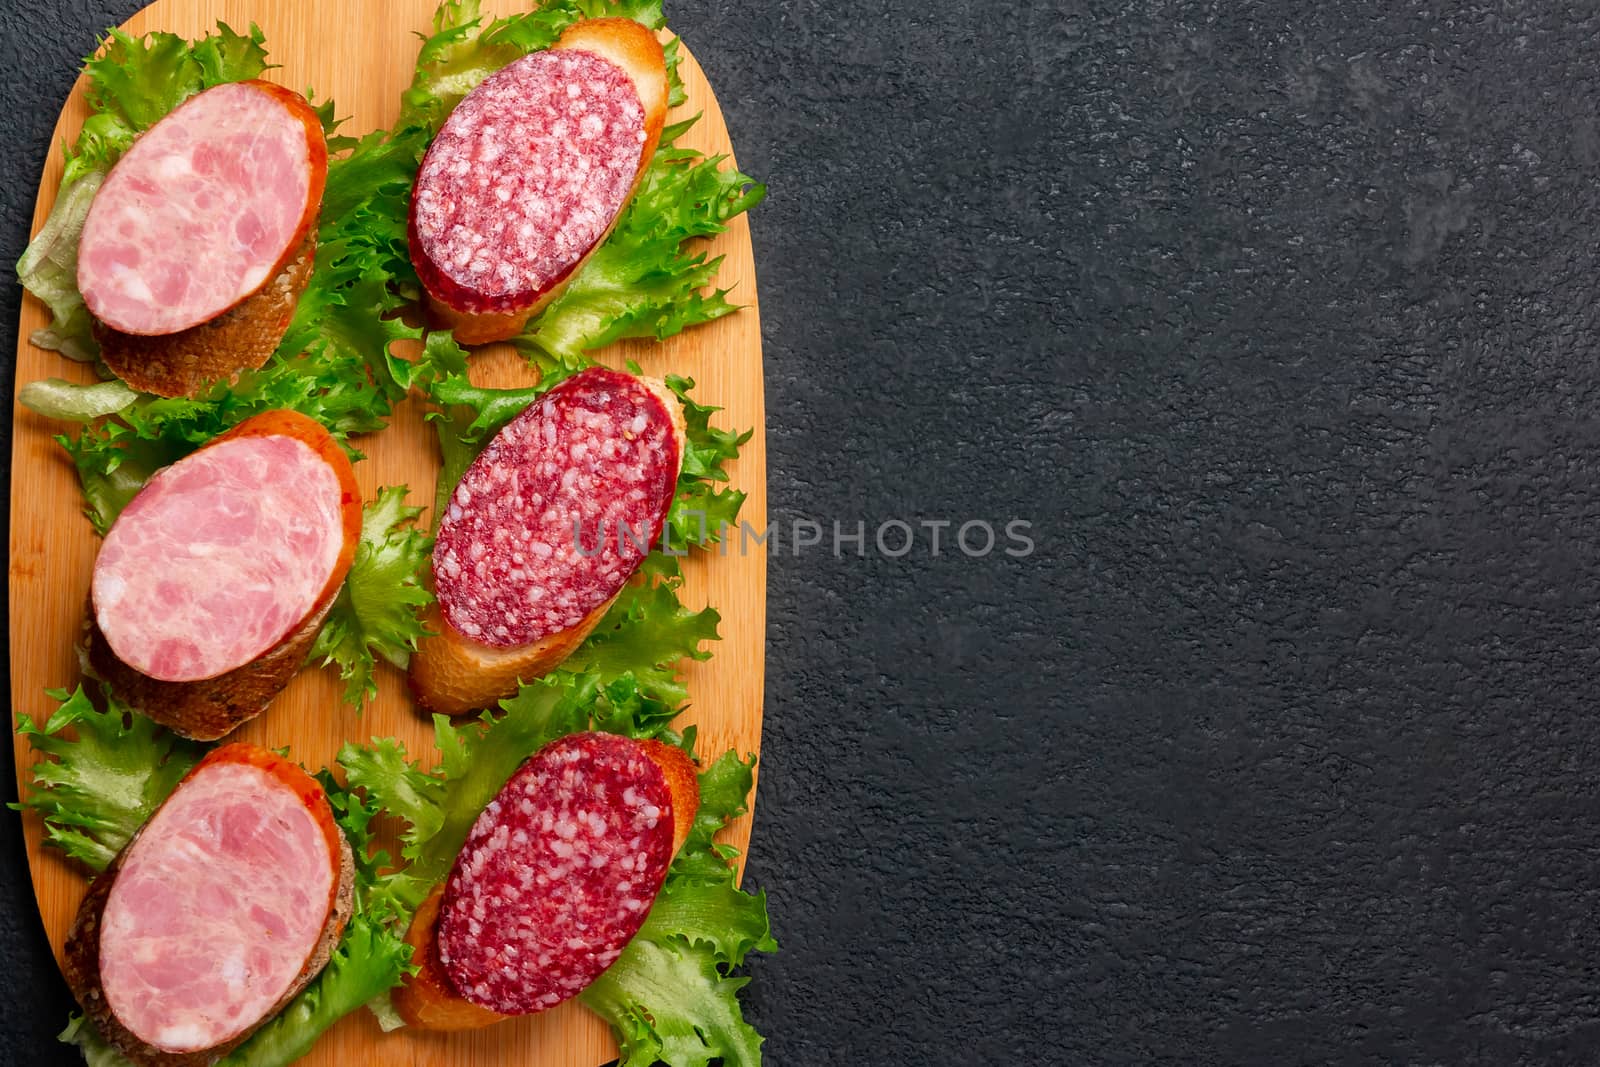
417 18 669 345
408 377 687 718
87 410 362 740
391 885 508 1031
96 235 315 399
393 739 699 1031
63 744 354 1066
407 595 614 718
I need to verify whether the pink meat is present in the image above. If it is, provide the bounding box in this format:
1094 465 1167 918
433 367 680 648
411 49 647 314
77 81 314 335
437 732 676 1014
92 435 345 681
97 761 334 1052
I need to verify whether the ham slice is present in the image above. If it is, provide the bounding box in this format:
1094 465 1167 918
76 79 327 397
87 409 361 740
63 744 353 1066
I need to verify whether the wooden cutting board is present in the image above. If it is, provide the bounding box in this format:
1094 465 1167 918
8 2 766 1064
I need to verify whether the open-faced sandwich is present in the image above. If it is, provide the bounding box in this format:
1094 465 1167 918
85 409 362 740
411 366 687 716
64 743 353 1066
394 731 698 1028
78 80 327 397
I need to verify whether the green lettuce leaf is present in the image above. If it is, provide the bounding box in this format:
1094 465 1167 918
16 378 137 421
310 487 436 709
219 910 410 1067
15 173 104 362
397 0 580 136
58 1015 130 1066
83 22 270 134
582 937 764 1067
567 554 720 708
662 374 750 551
11 686 204 872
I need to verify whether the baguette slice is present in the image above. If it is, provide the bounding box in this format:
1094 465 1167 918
393 738 698 1030
410 372 686 717
63 744 354 1066
411 18 669 345
85 409 362 740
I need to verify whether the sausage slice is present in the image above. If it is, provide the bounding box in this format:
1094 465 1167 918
64 744 354 1066
77 80 328 396
87 409 361 739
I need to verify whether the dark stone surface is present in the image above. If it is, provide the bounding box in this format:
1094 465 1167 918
14 0 1600 1065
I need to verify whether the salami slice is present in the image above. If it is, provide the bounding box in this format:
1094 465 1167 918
410 368 685 717
92 414 354 683
409 18 668 343
78 80 326 338
433 367 682 649
64 744 353 1064
436 733 679 1014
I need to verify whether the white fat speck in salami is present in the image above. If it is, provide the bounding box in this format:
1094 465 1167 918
437 732 675 1014
410 49 646 314
433 367 679 648
78 81 317 335
92 435 345 681
98 758 335 1053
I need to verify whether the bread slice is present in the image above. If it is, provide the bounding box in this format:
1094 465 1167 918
84 591 336 742
393 739 698 1030
85 409 362 740
409 376 687 718
95 235 315 399
408 595 613 718
63 745 354 1066
418 18 670 345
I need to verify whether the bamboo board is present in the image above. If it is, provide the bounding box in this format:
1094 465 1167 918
8 2 766 1064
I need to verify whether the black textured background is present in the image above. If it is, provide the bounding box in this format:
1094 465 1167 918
12 1 1600 1065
